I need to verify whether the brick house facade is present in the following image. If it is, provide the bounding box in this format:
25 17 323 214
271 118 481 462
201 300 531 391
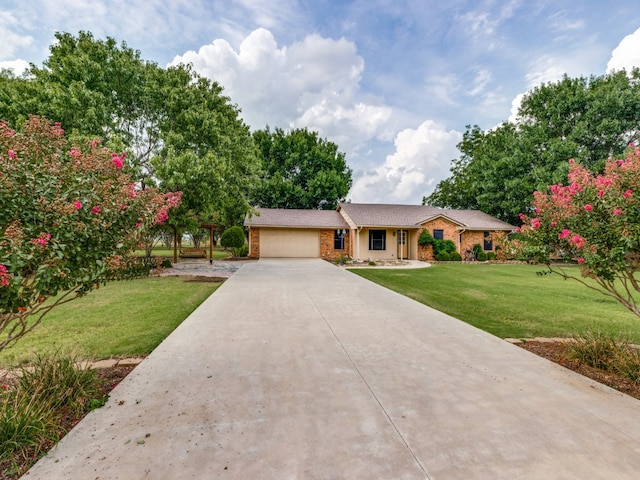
245 204 514 260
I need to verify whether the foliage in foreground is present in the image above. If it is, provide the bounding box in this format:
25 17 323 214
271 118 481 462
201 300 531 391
0 117 181 351
0 353 103 470
515 145 640 319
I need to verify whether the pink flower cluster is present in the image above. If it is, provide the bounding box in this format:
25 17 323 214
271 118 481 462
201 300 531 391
0 264 9 287
91 206 101 215
30 232 52 247
8 149 17 159
557 229 586 249
111 152 125 169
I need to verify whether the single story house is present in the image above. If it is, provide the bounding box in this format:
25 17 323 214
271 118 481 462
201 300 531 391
244 203 515 261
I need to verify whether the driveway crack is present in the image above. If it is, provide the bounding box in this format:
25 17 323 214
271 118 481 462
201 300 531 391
307 293 432 479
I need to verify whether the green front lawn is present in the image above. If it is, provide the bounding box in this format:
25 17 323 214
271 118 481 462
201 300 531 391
350 264 640 342
0 277 220 368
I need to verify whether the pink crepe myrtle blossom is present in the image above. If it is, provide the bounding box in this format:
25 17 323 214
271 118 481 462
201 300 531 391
91 206 101 215
558 229 571 239
584 204 593 211
0 265 9 287
571 234 586 249
74 201 82 210
111 152 125 169
8 149 16 159
30 233 52 247
530 218 541 229
614 208 622 216
624 189 632 198
577 257 585 264
69 149 81 156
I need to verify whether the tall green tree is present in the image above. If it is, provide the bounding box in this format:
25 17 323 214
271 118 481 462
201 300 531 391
252 127 352 210
0 31 260 231
425 70 640 225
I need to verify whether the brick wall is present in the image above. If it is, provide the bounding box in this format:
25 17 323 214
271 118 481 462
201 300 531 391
460 231 485 256
249 228 260 258
418 218 460 261
320 229 350 260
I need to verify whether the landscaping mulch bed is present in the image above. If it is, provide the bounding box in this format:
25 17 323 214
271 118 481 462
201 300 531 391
517 340 640 400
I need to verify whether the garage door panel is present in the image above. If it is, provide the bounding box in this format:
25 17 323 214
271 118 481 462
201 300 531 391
261 229 319 258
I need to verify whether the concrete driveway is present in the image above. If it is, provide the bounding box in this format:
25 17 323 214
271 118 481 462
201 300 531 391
24 259 640 479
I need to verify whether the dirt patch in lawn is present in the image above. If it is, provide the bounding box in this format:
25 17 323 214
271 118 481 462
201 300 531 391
517 340 640 400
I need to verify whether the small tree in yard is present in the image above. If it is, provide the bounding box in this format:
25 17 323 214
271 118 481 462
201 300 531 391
0 116 181 351
220 226 245 257
516 145 640 318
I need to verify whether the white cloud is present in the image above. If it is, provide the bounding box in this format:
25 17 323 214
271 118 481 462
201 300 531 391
170 28 399 151
607 26 640 73
0 59 29 75
350 120 462 204
0 11 34 60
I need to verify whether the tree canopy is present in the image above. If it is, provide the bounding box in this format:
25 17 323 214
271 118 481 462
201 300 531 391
425 69 640 225
251 127 352 210
0 31 260 230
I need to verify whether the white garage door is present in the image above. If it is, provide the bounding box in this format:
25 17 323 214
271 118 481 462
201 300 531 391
260 229 320 258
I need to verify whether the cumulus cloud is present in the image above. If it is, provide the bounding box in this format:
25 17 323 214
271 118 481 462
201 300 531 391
170 28 399 151
350 120 462 204
0 11 34 60
607 26 640 73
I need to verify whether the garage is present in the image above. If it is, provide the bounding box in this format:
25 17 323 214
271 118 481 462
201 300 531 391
259 229 320 258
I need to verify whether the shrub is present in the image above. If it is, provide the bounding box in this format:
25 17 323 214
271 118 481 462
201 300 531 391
567 330 623 371
476 251 488 261
220 226 245 256
472 243 483 257
1 352 104 464
487 252 496 261
418 230 434 247
449 251 462 261
435 251 450 261
160 259 173 268
433 239 456 256
233 244 249 258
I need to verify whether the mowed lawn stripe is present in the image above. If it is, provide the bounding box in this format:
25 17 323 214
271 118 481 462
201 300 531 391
350 264 640 342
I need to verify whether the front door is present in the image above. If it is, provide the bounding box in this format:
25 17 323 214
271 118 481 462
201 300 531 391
397 229 408 259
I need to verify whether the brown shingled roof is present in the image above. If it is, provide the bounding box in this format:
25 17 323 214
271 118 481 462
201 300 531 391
339 203 514 230
244 207 349 228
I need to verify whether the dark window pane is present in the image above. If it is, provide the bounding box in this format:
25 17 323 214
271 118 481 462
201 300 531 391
433 229 444 240
334 230 345 250
369 230 386 250
483 231 493 251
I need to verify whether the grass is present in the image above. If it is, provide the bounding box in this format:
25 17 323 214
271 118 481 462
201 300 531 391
0 276 220 368
350 263 640 342
134 246 231 260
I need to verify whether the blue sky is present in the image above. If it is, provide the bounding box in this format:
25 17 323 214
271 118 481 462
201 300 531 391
2 0 640 204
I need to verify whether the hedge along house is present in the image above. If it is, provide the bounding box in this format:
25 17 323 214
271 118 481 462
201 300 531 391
244 203 515 261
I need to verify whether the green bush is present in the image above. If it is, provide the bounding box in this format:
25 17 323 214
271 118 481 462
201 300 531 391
435 251 450 261
476 251 488 261
433 239 456 255
472 244 483 257
220 226 246 255
233 244 249 258
449 251 462 261
160 258 172 268
487 252 496 261
418 230 434 247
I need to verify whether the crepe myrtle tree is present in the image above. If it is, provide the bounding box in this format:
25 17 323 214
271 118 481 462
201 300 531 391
515 145 640 318
0 116 181 351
